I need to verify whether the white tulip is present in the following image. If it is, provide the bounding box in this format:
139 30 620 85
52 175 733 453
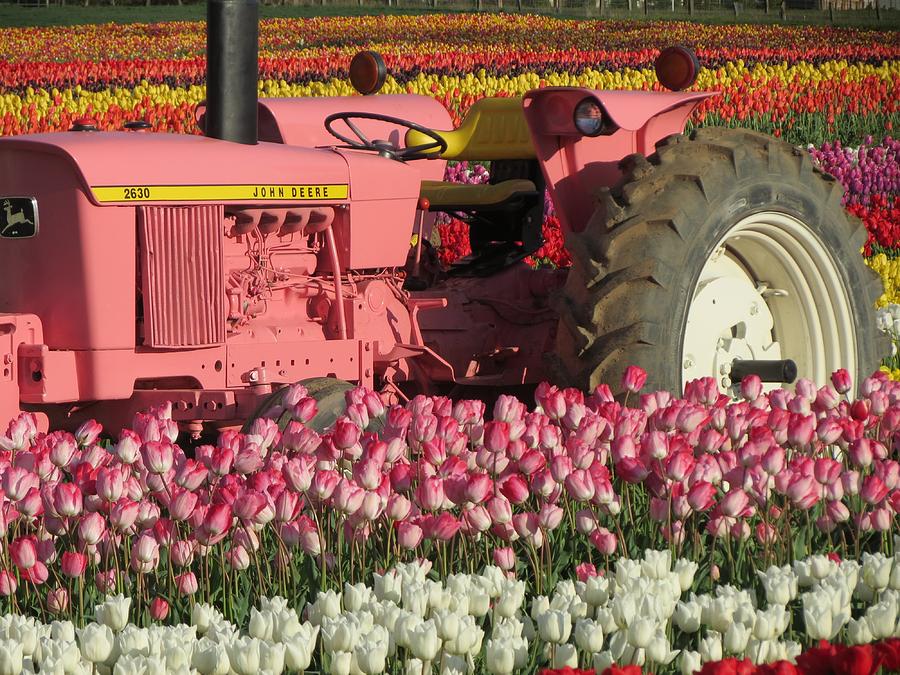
866 598 899 639
248 607 275 642
225 636 261 675
330 650 352 675
551 642 578 668
706 596 736 634
404 658 424 675
641 549 671 580
582 576 611 607
95 595 131 632
50 621 75 643
309 590 343 626
259 640 286 674
163 642 192 671
674 600 701 633
593 651 615 672
494 580 525 618
345 582 375 613
757 567 797 605
440 653 467 675
78 623 115 665
848 617 875 645
647 631 679 665
699 632 723 662
485 638 516 675
0 638 23 675
432 608 461 643
675 559 699 593
114 625 148 658
374 570 403 604
680 649 702 675
802 602 834 641
191 603 216 635
596 608 618 635
724 622 751 654
467 589 490 618
283 622 318 671
626 617 655 649
862 552 893 591
574 618 604 654
530 596 550 621
408 619 441 661
8 616 38 657
536 609 571 644
322 616 359 654
403 582 429 618
191 637 230 675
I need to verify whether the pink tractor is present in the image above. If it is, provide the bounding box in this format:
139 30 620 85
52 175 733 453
0 0 883 435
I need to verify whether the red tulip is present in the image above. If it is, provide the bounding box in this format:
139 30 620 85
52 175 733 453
150 597 169 621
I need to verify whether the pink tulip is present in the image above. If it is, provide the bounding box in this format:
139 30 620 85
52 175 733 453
151 597 169 621
565 469 595 501
493 546 516 571
460 504 491 533
538 502 564 530
850 399 870 422
814 458 842 485
827 500 850 523
486 494 513 524
10 537 36 570
397 520 423 549
78 511 106 546
53 483 83 517
169 489 198 522
720 488 751 518
61 551 87 579
95 570 118 594
131 533 160 573
282 457 315 494
75 419 102 447
786 413 815 448
310 469 340 501
208 447 234 477
589 527 617 555
203 503 232 536
0 571 16 596
110 499 140 532
416 476 444 512
862 475 890 505
170 540 195 568
174 459 208 491
665 451 695 482
832 368 852 394
141 441 174 475
498 474 529 504
425 512 461 541
95 467 125 503
47 587 69 614
843 470 861 496
872 506 892 531
226 545 251 570
175 571 198 596
740 375 763 401
2 466 38 502
616 457 650 484
48 433 78 468
22 561 48 585
621 365 647 394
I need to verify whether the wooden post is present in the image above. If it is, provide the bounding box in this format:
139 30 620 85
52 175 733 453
828 0 833 20
779 0 786 18
875 0 881 20
688 0 694 14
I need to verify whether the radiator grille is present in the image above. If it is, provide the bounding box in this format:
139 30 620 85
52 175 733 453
138 205 225 348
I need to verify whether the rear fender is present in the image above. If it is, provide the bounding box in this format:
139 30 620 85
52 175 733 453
522 87 716 235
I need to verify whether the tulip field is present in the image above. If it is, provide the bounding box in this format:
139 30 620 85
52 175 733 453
1 10 900 675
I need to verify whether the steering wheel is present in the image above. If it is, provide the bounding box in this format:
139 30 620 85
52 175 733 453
324 112 448 161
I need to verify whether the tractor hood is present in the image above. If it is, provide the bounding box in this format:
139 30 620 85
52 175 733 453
0 132 352 206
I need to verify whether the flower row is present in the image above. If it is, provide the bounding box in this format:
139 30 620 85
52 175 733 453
2 366 900 626
2 15 897 67
2 61 897 146
11 547 900 674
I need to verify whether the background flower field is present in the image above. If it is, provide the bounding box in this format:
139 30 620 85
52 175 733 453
1 12 900 674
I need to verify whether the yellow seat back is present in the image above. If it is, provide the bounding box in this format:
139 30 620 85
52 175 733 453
406 97 536 161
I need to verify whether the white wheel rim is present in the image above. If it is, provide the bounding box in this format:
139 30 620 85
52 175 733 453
681 210 857 394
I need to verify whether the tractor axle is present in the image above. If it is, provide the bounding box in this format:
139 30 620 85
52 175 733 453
729 359 798 384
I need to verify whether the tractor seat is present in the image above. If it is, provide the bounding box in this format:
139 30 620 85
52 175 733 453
420 179 537 211
406 97 536 161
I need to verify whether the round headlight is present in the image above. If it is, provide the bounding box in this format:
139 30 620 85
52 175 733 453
573 98 605 137
349 51 387 96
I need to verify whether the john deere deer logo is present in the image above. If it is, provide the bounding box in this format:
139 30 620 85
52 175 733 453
0 198 37 238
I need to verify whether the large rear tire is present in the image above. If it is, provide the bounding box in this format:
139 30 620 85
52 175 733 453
554 127 887 396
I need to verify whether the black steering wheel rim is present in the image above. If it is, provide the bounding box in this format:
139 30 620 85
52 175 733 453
324 111 448 160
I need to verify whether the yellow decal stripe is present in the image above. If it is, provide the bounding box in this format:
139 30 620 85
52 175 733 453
91 184 349 203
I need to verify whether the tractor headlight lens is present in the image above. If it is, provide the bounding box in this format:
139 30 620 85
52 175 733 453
573 99 605 137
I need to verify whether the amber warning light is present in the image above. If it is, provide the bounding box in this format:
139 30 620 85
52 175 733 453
654 46 700 91
349 51 387 96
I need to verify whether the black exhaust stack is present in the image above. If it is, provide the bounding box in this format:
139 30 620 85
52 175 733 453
205 0 258 145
